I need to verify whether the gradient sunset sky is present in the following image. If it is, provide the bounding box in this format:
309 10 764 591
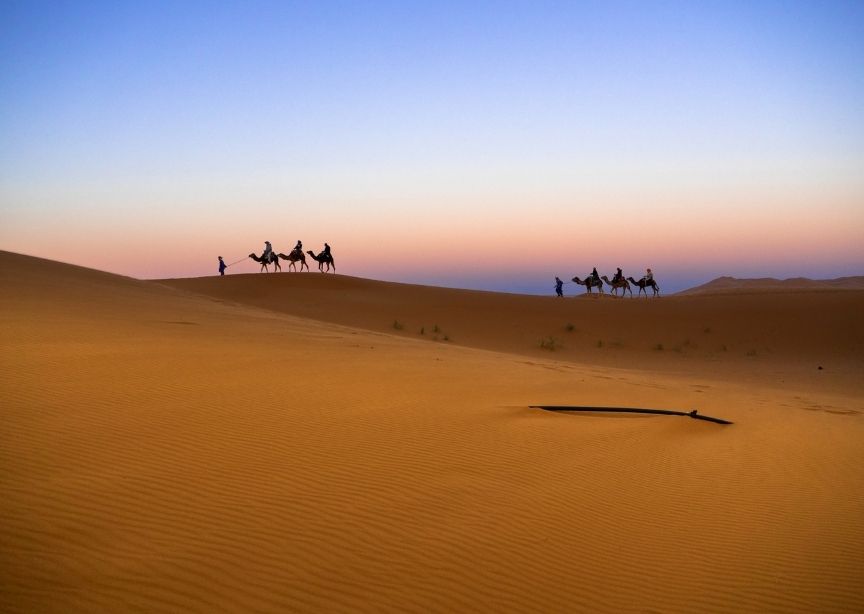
1 0 862 294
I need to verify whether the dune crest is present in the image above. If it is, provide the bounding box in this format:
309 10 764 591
679 275 864 295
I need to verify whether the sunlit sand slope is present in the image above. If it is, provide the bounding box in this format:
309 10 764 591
2 252 863 613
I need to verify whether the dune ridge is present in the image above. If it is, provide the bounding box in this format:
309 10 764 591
678 275 864 295
2 251 863 612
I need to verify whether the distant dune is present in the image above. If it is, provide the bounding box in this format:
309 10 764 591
678 275 864 295
3 250 864 613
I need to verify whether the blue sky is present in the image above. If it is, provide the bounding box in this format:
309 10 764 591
1 1 862 293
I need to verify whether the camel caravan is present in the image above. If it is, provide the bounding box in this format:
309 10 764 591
569 267 660 297
248 240 335 274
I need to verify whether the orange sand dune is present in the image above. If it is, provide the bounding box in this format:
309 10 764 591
161 270 864 396
679 275 864 295
2 251 863 613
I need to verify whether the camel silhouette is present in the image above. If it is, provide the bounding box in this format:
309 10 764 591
248 252 280 273
571 276 604 294
601 275 632 297
307 250 335 273
627 276 661 297
277 249 309 272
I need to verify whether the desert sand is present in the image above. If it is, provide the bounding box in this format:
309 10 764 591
679 275 864 295
2 250 863 613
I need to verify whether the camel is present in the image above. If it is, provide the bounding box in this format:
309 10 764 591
307 250 336 273
601 275 632 297
627 276 661 297
277 250 309 272
571 276 604 294
248 252 280 273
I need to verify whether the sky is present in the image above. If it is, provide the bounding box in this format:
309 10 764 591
1 0 862 294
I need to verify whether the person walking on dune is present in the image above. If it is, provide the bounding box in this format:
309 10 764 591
555 276 564 297
218 256 227 276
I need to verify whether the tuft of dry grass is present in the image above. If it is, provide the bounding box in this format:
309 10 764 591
540 336 559 351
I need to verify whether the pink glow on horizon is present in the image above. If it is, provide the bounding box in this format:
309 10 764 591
2 200 861 286
2 176 862 289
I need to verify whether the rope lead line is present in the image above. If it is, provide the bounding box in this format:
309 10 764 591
531 406 733 425
226 256 248 267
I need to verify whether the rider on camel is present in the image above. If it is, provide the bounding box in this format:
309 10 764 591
642 268 653 283
591 267 600 285
612 267 623 283
292 240 302 256
262 241 273 263
322 242 331 259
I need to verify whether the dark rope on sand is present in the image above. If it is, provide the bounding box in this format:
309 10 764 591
531 406 733 425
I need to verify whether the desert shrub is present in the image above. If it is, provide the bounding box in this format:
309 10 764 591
540 337 559 351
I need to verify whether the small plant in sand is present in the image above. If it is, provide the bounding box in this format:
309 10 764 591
433 324 440 333
703 327 712 334
596 340 603 348
565 323 576 332
540 336 559 351
443 335 450 342
393 320 404 330
654 343 664 351
419 326 425 335
746 348 758 357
